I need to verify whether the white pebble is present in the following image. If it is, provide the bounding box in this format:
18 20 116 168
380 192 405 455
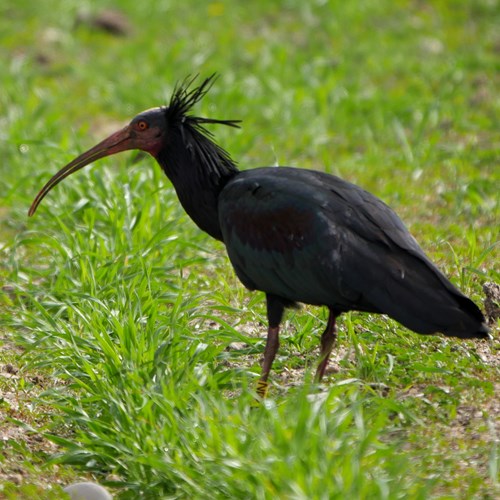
63 482 112 500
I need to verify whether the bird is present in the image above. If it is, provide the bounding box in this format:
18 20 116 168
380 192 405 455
29 75 490 397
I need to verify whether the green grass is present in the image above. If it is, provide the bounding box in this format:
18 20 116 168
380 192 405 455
1 0 499 498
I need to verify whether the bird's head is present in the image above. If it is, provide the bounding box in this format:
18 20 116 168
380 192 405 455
121 107 169 157
28 75 240 216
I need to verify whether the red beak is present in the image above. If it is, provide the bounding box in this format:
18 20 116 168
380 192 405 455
29 126 134 216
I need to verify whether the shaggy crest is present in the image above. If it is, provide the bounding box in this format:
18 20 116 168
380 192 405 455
165 74 241 133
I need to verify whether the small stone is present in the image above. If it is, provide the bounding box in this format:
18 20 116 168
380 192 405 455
483 282 500 325
9 473 23 485
227 342 247 351
76 10 132 36
4 363 18 374
64 482 112 500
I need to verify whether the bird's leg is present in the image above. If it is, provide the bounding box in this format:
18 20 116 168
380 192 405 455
256 294 285 398
315 309 338 382
256 326 280 398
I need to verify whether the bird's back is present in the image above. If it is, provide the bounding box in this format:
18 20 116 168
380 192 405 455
218 167 489 339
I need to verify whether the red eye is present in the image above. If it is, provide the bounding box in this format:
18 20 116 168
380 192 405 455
136 120 149 131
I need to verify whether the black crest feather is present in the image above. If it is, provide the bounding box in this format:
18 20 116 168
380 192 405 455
165 74 241 131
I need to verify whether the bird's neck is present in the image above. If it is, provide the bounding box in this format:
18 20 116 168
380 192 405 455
155 127 239 240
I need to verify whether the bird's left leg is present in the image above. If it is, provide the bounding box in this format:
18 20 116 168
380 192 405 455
256 294 285 398
315 308 338 382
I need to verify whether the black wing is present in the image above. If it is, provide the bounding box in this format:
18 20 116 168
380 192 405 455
218 167 487 338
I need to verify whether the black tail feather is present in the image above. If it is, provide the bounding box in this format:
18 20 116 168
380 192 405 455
365 253 490 339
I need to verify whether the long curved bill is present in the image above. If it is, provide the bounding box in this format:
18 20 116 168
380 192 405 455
28 126 133 216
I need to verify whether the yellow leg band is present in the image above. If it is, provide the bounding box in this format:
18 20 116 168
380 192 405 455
256 379 269 398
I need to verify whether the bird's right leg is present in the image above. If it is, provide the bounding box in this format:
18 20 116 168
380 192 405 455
315 308 338 382
256 294 285 398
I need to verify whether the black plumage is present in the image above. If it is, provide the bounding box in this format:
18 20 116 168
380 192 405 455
29 75 490 396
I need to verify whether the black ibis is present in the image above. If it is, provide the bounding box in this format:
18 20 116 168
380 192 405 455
29 75 490 396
